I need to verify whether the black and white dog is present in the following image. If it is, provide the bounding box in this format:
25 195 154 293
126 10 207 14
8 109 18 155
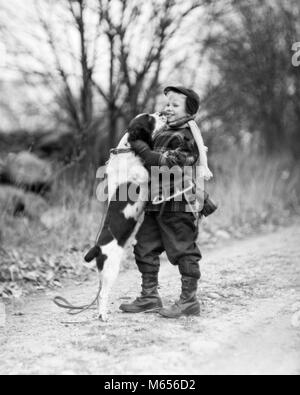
85 113 166 321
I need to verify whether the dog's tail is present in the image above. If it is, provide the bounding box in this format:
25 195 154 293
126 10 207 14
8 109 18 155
84 245 101 263
84 245 107 272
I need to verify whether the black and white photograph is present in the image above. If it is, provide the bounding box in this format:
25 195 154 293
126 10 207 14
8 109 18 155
0 0 299 377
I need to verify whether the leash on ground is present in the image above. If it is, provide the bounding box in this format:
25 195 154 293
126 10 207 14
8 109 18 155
53 181 109 316
53 278 102 316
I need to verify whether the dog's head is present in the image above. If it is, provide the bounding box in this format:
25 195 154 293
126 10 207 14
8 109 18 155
127 113 167 149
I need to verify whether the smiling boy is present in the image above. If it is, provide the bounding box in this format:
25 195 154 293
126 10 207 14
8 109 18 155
120 86 209 318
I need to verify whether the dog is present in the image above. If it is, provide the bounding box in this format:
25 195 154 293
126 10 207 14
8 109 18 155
84 113 166 321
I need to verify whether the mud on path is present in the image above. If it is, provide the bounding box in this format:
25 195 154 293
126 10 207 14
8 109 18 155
1 225 300 375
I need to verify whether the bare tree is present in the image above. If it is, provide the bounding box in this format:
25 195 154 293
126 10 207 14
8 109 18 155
93 0 204 148
1 0 207 161
198 0 300 155
1 0 102 155
35 0 102 135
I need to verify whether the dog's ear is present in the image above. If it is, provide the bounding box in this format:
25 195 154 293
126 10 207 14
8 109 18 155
127 127 141 143
145 135 154 149
127 126 146 141
128 126 153 148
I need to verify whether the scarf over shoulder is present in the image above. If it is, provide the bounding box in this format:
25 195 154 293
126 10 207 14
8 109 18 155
146 115 213 213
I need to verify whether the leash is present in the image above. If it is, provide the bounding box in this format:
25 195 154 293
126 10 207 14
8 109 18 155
110 148 133 155
153 182 196 219
53 278 102 316
53 148 129 315
152 183 194 206
53 184 108 315
53 147 135 316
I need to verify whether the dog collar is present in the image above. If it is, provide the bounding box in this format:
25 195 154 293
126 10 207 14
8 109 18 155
110 148 133 156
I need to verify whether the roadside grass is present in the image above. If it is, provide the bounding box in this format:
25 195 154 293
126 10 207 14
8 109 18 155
0 148 299 294
205 148 299 236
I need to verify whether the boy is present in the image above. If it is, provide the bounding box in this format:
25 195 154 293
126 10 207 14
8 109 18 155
120 86 212 318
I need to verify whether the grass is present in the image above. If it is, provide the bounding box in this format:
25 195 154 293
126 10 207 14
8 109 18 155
0 147 299 290
206 147 300 234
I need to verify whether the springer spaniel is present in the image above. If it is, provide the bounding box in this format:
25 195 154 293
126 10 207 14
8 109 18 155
84 113 166 321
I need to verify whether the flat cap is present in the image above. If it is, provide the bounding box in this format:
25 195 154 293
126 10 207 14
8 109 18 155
164 86 200 115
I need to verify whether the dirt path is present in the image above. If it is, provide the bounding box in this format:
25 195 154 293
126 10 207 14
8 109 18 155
1 225 300 375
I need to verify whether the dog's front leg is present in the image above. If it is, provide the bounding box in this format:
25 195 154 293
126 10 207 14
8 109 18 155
98 241 123 321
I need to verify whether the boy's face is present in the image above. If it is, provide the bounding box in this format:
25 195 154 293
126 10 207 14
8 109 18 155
164 91 188 123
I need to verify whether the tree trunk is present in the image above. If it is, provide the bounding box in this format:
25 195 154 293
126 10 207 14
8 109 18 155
108 103 118 150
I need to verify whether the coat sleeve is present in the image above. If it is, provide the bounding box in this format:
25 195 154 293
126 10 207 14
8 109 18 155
130 140 163 168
